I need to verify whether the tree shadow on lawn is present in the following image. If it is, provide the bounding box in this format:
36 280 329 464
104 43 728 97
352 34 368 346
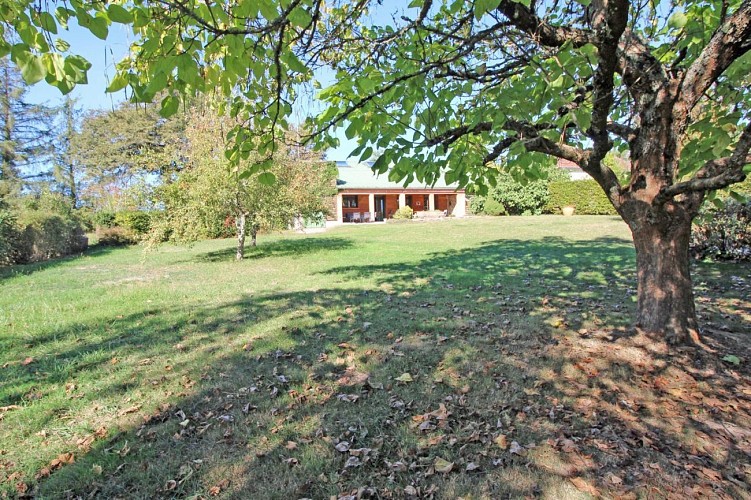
187 236 355 263
9 237 751 498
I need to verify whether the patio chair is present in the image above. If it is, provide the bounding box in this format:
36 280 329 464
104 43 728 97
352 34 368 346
362 212 371 223
352 212 361 223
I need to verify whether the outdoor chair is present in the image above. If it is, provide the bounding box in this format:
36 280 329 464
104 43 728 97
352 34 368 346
352 212 361 223
362 212 371 222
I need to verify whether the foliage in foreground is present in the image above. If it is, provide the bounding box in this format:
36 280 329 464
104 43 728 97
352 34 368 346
0 218 749 498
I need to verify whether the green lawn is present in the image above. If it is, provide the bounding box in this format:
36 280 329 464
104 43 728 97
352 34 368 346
1 216 749 498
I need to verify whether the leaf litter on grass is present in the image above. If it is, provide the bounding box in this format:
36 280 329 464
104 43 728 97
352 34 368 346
1 219 750 498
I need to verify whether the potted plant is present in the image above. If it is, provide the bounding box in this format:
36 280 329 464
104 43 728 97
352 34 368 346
561 206 575 216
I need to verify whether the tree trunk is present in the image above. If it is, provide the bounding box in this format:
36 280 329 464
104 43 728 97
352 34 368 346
235 212 246 261
249 224 258 247
627 208 700 345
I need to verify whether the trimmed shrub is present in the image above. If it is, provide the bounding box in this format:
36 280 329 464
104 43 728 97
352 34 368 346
392 206 414 220
92 211 117 229
545 180 618 215
0 204 22 265
114 210 151 235
96 227 140 246
691 201 751 261
468 196 485 215
483 197 507 216
16 210 87 263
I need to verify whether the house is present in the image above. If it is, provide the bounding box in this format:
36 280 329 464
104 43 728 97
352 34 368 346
334 161 466 223
556 158 592 180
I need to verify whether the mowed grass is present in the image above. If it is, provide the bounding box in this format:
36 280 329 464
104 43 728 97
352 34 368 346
1 216 750 498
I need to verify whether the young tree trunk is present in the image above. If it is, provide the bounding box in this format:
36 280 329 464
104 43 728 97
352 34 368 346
626 208 700 345
249 224 258 247
235 212 246 261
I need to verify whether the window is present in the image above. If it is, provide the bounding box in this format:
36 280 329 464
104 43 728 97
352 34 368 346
343 195 359 208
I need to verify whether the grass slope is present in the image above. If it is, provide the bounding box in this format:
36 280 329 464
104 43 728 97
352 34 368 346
1 216 750 498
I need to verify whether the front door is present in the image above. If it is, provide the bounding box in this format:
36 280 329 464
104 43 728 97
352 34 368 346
374 196 386 221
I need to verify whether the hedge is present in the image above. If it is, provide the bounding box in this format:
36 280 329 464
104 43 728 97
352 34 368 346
114 210 152 235
0 205 21 265
15 210 88 264
545 180 618 215
691 201 751 261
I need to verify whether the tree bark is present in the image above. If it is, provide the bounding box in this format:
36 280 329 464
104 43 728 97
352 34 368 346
249 224 258 248
625 206 700 345
235 212 246 261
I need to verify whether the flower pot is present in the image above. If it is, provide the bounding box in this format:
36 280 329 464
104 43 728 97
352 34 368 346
561 206 575 216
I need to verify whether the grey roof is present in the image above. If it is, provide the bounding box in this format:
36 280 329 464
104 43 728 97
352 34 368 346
336 161 461 190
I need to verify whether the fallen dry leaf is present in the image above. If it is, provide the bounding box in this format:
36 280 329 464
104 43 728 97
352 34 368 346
388 460 408 472
21 357 33 366
560 438 577 453
118 405 141 416
395 373 414 383
494 434 508 450
698 467 722 481
335 441 351 453
76 434 95 450
434 457 454 473
285 441 298 450
509 441 525 455
570 477 599 496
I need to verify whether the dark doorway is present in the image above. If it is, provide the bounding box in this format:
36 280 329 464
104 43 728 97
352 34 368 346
374 195 386 221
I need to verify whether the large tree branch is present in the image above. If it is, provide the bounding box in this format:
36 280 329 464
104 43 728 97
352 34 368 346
607 121 637 142
675 0 751 129
587 0 629 174
495 1 593 47
656 121 751 203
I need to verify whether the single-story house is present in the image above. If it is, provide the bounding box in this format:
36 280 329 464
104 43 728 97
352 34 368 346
334 161 466 223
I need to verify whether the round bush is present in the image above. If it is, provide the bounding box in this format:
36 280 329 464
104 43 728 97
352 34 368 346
483 197 507 216
392 206 414 220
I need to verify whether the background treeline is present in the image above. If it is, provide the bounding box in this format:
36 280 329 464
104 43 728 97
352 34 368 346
0 58 335 264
